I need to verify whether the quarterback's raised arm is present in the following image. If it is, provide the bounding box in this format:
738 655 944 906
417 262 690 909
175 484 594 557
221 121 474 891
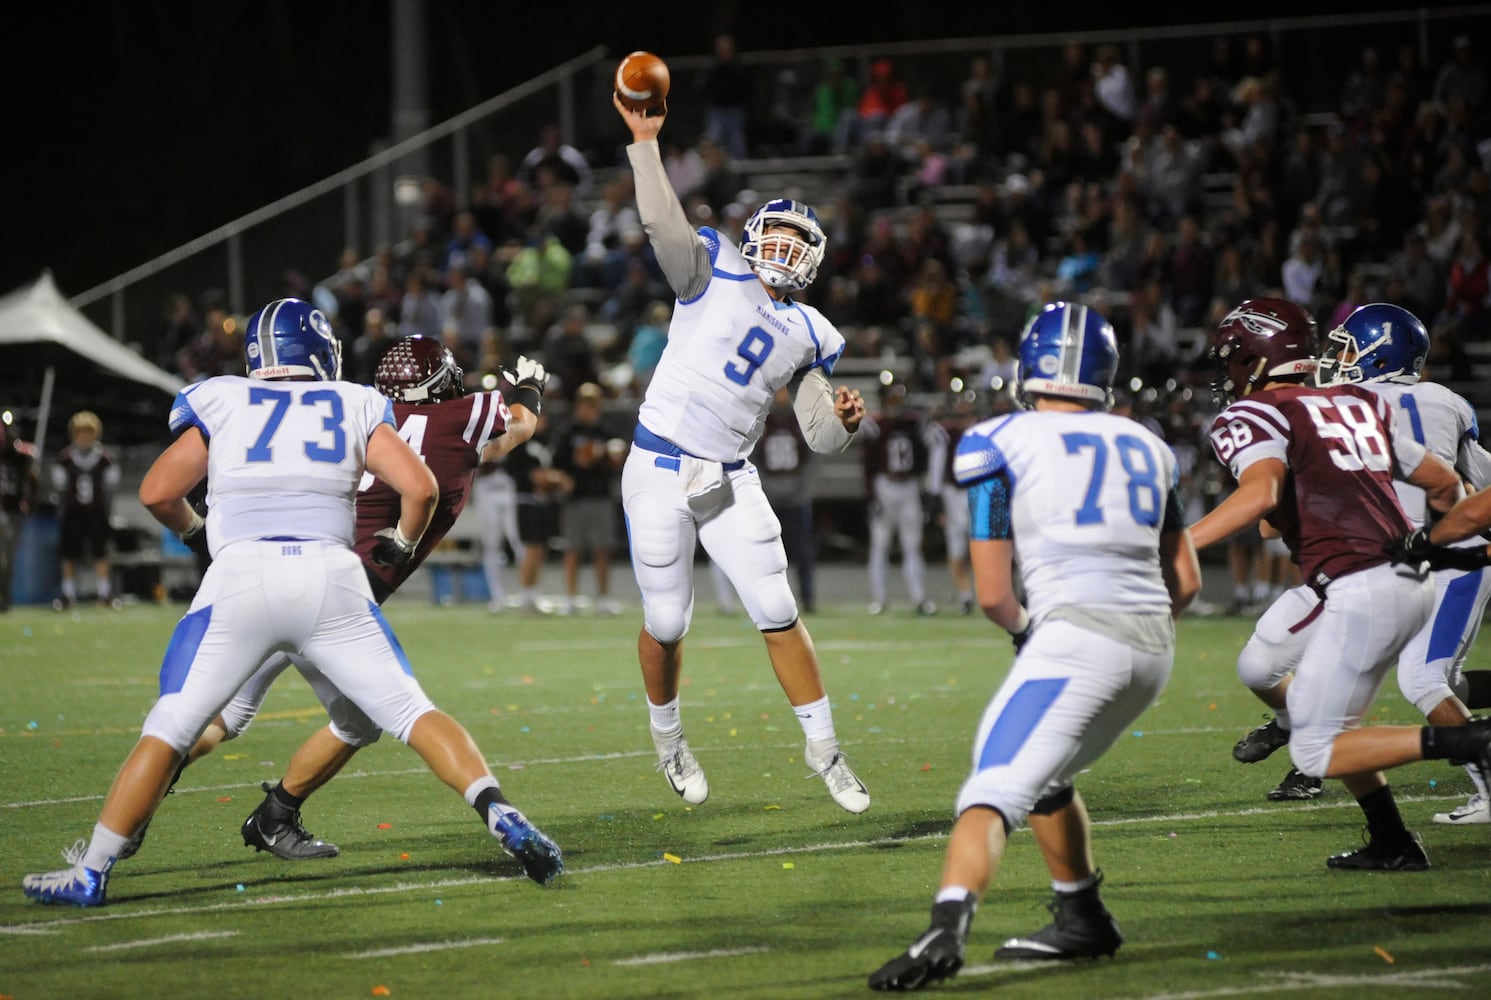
616 95 710 301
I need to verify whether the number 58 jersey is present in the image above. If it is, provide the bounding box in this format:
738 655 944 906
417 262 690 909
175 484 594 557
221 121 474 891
1207 383 1425 590
637 230 845 463
169 375 395 553
954 410 1179 620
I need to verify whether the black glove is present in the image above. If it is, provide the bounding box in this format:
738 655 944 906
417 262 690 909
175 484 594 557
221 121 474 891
1010 625 1031 653
1387 527 1491 572
371 526 417 569
179 512 210 559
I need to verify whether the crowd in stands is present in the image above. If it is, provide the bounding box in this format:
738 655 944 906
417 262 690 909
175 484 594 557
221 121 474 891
149 28 1490 530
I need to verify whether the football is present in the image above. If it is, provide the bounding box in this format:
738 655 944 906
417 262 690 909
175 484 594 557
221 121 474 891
615 51 670 113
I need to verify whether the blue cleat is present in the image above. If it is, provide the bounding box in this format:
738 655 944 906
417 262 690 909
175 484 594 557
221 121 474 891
489 806 563 886
23 864 108 907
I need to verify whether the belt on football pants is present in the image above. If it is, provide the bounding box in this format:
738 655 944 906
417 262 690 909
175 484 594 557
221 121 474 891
633 423 745 474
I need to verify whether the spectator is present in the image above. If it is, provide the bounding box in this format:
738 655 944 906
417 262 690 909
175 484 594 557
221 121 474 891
0 417 39 612
809 57 859 155
885 85 954 171
1168 214 1215 326
349 306 395 385
1143 122 1206 226
1281 233 1324 307
1433 34 1487 112
473 153 525 247
695 136 741 217
1136 65 1174 134
1220 76 1281 167
1446 227 1491 340
1209 243 1259 325
158 293 199 372
996 80 1043 164
544 302 600 400
174 302 240 382
518 124 593 197
532 180 589 258
850 131 903 212
506 234 573 345
51 411 120 610
580 175 641 287
1092 45 1137 139
1341 46 1385 129
857 58 909 141
701 33 751 159
662 138 707 204
1418 195 1463 268
1389 229 1445 319
443 210 494 274
625 299 671 393
439 262 495 367
550 383 624 615
397 268 442 339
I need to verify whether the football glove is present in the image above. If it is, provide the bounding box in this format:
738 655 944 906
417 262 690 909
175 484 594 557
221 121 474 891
1386 528 1491 572
502 356 549 394
179 510 210 559
1010 625 1032 654
371 525 417 569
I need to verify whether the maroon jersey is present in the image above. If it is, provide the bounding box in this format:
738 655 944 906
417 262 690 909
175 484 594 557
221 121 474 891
354 390 511 598
51 445 118 515
861 412 932 491
1209 383 1424 591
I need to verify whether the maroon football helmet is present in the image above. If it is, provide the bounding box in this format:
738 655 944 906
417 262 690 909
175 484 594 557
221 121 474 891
1209 298 1318 405
375 336 464 404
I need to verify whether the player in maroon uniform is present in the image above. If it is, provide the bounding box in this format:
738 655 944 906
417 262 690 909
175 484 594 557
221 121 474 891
1189 298 1491 870
128 338 549 862
861 381 945 615
51 411 121 609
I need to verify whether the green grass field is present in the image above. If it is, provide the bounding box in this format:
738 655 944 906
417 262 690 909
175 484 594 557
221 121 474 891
1 600 1488 999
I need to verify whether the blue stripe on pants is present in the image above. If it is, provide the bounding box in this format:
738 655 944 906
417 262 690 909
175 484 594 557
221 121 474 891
370 600 414 676
977 678 1069 770
158 606 213 695
1427 569 1485 663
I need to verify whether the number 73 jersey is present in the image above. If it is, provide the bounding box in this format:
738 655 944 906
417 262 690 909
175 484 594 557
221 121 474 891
1208 383 1425 589
170 375 395 551
954 410 1180 619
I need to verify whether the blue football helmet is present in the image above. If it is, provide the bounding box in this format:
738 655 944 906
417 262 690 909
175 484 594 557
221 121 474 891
1017 301 1119 409
244 298 342 381
1315 302 1428 386
740 198 827 291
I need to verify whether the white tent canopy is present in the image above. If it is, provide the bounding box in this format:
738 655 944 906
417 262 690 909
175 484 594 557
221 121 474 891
0 270 184 397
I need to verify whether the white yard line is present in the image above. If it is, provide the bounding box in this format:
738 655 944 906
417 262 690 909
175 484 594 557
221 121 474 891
345 937 504 959
612 946 769 966
84 929 239 952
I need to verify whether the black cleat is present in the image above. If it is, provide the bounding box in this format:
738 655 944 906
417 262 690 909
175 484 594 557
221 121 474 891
1266 767 1323 801
870 896 976 991
241 782 340 860
994 873 1123 960
1327 829 1430 871
1233 716 1290 763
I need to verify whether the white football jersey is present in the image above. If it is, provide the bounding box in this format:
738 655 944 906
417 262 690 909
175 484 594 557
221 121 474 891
169 376 394 552
637 230 846 463
954 409 1177 620
1362 379 1491 528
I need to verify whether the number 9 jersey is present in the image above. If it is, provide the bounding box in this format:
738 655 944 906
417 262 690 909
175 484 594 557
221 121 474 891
1207 383 1425 591
954 409 1181 621
169 375 395 553
635 229 845 463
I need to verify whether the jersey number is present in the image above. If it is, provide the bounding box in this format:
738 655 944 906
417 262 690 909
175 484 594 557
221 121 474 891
359 414 428 492
1301 395 1391 472
245 387 347 465
723 327 775 386
1398 393 1426 444
1062 432 1162 527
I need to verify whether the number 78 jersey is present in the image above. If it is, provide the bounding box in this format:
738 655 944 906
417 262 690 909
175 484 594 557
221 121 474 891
1208 383 1425 589
637 231 845 463
954 410 1179 619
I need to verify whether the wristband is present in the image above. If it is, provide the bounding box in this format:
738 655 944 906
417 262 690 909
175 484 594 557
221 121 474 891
508 384 542 415
182 511 205 538
393 525 415 549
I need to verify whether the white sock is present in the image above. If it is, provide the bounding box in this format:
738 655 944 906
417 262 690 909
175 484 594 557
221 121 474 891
97 575 113 600
649 697 681 736
83 823 130 873
794 696 836 744
1051 872 1100 894
462 775 500 807
1274 711 1292 732
935 886 974 904
62 578 77 601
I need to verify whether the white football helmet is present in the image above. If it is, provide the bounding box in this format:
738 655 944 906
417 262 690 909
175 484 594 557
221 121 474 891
740 198 827 291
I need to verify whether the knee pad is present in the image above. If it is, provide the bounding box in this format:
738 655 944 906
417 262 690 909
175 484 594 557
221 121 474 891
747 572 798 631
1236 635 1292 691
645 596 692 645
1029 785 1075 815
326 697 384 748
1287 731 1333 779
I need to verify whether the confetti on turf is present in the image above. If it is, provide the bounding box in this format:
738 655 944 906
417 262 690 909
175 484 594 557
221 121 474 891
27 721 38 730
920 763 932 771
236 884 245 892
218 797 233 803
1429 779 1437 788
663 853 682 864
372 986 391 996
652 812 665 821
377 823 393 829
1185 778 1202 784
1132 731 1145 737
599 814 615 821
1373 946 1395 964
222 754 245 760
435 899 442 905
520 726 530 733
400 853 410 861
764 804 781 811
1208 702 1217 710
730 728 737 736
1206 950 1221 960
1168 832 1178 838
580 959 590 967
783 862 795 870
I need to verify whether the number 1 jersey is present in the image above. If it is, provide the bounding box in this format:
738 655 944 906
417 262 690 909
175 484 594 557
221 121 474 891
1208 383 1425 590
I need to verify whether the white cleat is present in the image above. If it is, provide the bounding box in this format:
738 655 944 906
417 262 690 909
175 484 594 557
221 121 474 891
1432 792 1490 825
806 740 870 814
653 729 709 804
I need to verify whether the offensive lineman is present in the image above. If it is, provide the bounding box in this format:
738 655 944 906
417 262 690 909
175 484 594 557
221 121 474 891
613 88 870 812
23 304 561 906
871 302 1201 991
